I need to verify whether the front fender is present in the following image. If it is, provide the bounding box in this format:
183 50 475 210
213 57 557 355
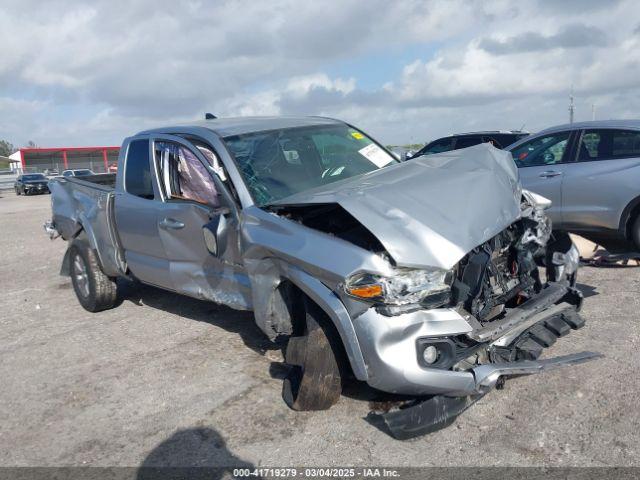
246 257 369 381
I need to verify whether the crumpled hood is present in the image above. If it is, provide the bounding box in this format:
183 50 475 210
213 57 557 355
273 144 523 270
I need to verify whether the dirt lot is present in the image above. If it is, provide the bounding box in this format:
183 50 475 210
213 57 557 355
0 193 638 467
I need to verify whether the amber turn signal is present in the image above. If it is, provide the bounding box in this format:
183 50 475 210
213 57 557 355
346 283 383 299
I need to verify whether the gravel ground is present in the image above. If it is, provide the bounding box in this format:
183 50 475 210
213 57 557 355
0 193 638 467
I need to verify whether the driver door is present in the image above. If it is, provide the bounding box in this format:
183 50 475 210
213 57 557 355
510 131 576 226
150 134 247 304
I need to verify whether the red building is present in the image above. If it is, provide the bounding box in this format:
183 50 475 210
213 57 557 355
17 146 120 174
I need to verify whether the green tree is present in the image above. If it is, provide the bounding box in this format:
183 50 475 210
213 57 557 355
0 140 14 157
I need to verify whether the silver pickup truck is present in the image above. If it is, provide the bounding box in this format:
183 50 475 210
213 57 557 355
46 116 599 439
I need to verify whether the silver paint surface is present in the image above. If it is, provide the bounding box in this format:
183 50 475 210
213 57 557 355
272 144 521 269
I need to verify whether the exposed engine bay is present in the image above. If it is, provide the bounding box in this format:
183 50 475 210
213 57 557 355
453 194 552 323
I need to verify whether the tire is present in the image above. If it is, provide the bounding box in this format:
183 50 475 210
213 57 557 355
69 242 118 312
631 214 640 251
15 187 20 196
282 298 344 411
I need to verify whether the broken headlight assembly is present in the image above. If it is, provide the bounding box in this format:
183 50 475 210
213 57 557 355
344 268 454 312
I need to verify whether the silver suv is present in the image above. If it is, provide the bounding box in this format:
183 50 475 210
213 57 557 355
508 120 640 250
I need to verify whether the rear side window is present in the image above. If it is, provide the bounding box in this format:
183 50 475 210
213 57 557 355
125 139 153 199
612 130 640 158
455 136 482 149
578 129 640 161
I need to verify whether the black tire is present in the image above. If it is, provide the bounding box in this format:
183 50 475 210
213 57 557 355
282 298 344 411
631 214 640 251
69 242 117 312
15 187 20 196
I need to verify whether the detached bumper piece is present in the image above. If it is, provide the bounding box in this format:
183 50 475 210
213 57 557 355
379 394 484 440
376 351 602 440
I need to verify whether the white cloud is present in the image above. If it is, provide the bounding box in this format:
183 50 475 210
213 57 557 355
0 0 638 147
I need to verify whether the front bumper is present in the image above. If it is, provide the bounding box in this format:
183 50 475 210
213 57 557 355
24 184 49 193
352 281 589 396
377 350 601 440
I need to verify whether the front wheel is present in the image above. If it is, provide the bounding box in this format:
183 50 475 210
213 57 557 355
15 187 20 196
282 298 344 411
69 242 118 312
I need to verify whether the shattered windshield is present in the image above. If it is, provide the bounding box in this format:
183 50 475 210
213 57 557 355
223 124 398 206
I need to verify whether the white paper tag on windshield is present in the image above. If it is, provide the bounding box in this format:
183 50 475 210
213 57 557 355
358 143 393 168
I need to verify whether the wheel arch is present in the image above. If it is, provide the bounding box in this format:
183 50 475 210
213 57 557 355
618 194 640 241
247 258 369 381
60 222 108 278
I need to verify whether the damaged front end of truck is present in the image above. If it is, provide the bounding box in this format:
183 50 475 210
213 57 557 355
368 190 599 439
260 144 601 439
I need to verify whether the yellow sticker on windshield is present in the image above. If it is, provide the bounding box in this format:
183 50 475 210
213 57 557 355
351 132 365 140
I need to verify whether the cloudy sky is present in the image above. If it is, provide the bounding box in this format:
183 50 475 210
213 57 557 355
1 0 639 148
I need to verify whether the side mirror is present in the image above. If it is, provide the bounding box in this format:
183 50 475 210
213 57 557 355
202 210 229 256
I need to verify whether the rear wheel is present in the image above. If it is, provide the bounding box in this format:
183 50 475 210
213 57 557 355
282 298 343 411
69 242 117 312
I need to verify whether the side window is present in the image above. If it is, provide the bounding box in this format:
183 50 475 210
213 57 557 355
511 132 571 167
154 141 219 206
423 138 453 155
578 129 640 161
611 130 640 159
578 130 604 161
455 136 482 149
124 139 154 199
483 136 502 148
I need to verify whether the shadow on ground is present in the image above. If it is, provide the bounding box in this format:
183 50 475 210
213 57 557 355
116 279 279 356
576 282 599 298
136 427 256 479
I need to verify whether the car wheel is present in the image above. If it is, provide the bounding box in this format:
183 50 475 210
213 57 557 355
69 242 118 312
15 187 20 196
631 214 640 251
282 298 344 411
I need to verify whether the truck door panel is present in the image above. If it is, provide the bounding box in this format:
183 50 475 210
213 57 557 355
113 138 174 290
151 135 251 309
561 129 640 230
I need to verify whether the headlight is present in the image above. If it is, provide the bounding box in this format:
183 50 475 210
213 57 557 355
344 268 453 307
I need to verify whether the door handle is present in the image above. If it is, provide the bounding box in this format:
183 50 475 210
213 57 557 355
159 218 185 229
539 170 562 178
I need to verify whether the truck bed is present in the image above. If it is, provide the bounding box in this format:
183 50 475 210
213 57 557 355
73 173 117 189
48 174 123 277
